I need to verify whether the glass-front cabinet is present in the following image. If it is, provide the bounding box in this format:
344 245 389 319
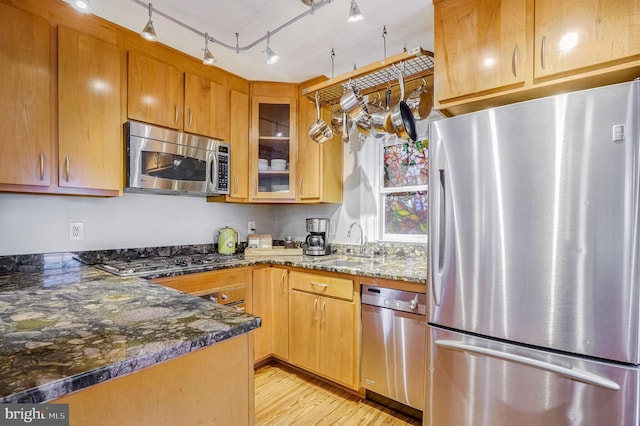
250 95 297 200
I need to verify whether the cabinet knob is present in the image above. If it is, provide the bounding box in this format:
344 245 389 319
512 44 519 77
174 104 179 124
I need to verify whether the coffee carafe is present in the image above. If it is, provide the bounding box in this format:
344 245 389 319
304 218 331 256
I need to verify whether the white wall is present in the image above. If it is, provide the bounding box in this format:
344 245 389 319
0 192 280 255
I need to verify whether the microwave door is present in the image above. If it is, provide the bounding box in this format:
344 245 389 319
128 136 209 194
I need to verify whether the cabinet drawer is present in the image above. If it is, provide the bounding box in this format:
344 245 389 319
289 271 354 301
152 268 251 296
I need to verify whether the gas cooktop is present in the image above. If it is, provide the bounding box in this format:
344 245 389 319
92 254 246 277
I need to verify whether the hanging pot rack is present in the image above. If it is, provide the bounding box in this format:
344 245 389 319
301 47 434 106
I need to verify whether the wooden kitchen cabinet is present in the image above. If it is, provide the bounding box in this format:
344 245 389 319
184 71 228 140
433 0 527 102
58 26 122 192
297 80 343 203
250 82 298 201
533 0 640 80
434 0 640 115
271 267 289 360
53 333 254 426
0 3 52 188
127 51 184 130
228 76 250 201
151 267 253 310
288 271 359 389
252 268 273 362
251 267 289 363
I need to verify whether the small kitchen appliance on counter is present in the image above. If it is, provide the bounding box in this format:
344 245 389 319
217 226 239 255
303 218 331 256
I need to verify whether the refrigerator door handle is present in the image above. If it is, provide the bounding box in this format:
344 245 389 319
432 169 446 306
435 339 621 391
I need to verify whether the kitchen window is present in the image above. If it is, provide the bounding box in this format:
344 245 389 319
376 139 428 243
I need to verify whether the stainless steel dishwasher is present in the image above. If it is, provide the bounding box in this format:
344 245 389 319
360 284 427 412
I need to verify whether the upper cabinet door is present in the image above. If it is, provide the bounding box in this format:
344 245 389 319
184 71 228 140
250 95 297 200
229 89 249 200
297 96 322 200
58 26 122 192
0 4 51 187
128 52 183 129
534 0 640 80
434 0 527 101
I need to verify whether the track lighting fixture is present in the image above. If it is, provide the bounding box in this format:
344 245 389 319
265 32 280 65
140 3 157 41
202 33 217 65
68 0 92 13
347 0 364 23
132 0 343 64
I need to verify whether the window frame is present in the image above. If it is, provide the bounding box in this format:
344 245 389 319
375 138 428 244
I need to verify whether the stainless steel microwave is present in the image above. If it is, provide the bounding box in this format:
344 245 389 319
126 121 230 196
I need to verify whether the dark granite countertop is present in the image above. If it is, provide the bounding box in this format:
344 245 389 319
0 255 260 404
0 246 425 404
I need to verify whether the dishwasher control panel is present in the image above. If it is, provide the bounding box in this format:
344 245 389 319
361 285 427 316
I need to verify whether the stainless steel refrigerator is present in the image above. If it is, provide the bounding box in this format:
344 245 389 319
427 81 640 425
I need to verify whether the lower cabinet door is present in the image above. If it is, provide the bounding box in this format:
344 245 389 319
289 290 321 374
271 268 289 360
319 296 357 389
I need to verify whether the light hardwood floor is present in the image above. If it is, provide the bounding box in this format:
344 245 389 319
254 362 422 426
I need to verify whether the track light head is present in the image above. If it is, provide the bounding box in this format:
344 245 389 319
347 0 364 23
203 33 217 65
265 32 280 65
266 46 280 65
141 3 157 41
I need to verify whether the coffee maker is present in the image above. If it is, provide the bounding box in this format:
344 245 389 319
304 218 331 256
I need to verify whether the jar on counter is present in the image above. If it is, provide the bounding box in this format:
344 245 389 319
284 236 296 249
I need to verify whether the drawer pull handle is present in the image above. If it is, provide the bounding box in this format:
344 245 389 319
541 35 546 71
64 155 70 182
311 282 329 288
39 152 44 180
313 298 318 321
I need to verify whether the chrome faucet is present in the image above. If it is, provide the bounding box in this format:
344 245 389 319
347 222 366 255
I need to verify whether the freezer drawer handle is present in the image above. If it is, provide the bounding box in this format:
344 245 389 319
435 340 621 391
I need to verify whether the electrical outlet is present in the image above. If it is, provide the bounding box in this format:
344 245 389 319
248 221 256 236
69 222 84 241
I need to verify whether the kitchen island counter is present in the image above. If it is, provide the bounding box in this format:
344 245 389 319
0 254 260 404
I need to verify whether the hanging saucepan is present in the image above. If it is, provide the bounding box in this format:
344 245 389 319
358 94 384 139
330 105 352 135
406 78 433 121
340 84 369 123
309 92 333 143
371 87 392 136
389 69 417 141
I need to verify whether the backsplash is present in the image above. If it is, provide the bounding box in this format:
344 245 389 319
0 242 426 275
331 242 427 259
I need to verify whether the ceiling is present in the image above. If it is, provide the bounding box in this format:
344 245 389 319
86 0 434 83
